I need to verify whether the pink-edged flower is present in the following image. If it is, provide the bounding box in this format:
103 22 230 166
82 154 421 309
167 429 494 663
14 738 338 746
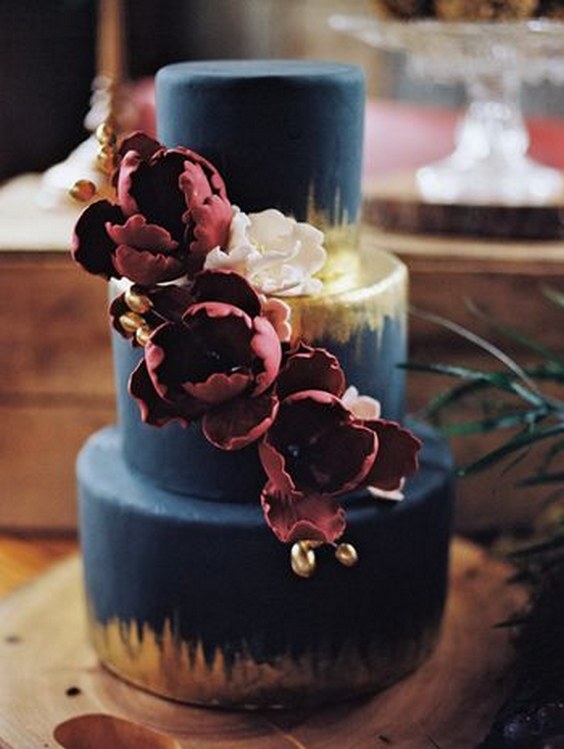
256 345 422 544
362 418 421 493
259 391 377 499
261 485 346 544
129 270 283 449
71 132 232 285
276 342 346 400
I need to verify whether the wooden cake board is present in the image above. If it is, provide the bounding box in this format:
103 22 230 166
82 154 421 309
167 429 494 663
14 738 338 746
363 173 564 240
0 539 527 749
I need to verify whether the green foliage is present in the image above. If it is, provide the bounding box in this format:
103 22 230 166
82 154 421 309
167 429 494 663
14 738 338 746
407 299 564 481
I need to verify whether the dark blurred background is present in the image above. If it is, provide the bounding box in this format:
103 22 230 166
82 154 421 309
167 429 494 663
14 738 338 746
1 0 560 183
0 0 378 182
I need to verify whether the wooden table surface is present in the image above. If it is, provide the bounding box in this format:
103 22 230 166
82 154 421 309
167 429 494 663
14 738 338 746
0 536 526 749
0 533 77 598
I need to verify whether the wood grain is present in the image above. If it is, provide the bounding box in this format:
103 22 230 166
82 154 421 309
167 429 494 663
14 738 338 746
0 534 76 597
0 251 114 530
0 539 527 749
363 173 564 239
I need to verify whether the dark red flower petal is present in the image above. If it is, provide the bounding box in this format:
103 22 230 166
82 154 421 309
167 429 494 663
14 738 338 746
71 200 124 278
179 160 215 205
113 245 186 285
178 150 228 201
261 484 346 544
124 150 189 241
106 214 179 253
184 371 251 404
147 304 255 401
202 391 279 450
191 270 262 318
187 195 233 257
129 358 196 427
110 284 194 343
251 316 283 395
145 284 194 323
118 132 163 162
277 343 346 400
363 419 422 491
260 391 376 496
117 150 143 217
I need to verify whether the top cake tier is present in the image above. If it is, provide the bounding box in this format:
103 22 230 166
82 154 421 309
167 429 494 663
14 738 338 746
155 60 365 233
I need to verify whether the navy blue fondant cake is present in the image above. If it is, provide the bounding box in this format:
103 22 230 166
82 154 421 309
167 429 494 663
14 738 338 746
157 60 364 227
73 60 454 708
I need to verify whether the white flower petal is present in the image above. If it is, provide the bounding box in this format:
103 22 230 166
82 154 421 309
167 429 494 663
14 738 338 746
216 208 326 298
368 484 405 502
227 207 252 249
342 386 382 420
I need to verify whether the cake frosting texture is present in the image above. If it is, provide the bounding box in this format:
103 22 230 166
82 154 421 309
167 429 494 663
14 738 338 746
156 60 365 229
75 59 454 708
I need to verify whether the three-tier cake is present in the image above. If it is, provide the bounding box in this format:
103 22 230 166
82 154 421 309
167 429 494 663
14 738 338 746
73 60 454 708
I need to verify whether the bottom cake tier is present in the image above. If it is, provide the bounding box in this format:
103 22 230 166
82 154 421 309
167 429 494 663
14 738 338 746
78 422 454 709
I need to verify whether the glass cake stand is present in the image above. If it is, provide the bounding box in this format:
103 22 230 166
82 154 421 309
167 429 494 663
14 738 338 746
330 14 564 205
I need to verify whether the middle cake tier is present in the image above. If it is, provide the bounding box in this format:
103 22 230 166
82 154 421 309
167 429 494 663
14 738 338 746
116 248 407 501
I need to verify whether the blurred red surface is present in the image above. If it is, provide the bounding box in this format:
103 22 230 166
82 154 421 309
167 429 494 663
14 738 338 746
363 99 564 177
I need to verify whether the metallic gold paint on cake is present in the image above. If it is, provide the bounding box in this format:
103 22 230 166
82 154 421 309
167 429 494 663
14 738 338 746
89 611 440 708
288 247 407 345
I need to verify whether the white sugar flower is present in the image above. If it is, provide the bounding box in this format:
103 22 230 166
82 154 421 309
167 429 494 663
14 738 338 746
204 207 327 297
342 386 381 421
368 479 406 503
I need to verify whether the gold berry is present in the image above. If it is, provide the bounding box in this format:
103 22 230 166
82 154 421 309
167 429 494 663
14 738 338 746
96 121 117 146
69 179 97 202
290 541 316 578
125 287 153 315
335 543 359 568
118 312 144 334
135 325 152 347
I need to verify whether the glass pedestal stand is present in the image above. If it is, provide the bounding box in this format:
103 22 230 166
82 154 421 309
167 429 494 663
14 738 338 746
330 16 564 206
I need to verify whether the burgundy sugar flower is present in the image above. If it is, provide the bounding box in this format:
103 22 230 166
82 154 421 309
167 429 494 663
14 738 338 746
261 485 346 545
276 342 346 401
71 132 232 285
363 419 421 492
260 391 377 499
129 270 282 449
257 344 422 544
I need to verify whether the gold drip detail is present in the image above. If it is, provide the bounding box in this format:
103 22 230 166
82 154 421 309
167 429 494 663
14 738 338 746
288 246 407 346
89 609 440 709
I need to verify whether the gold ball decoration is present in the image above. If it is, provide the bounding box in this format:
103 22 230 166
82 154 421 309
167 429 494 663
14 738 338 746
290 541 317 578
96 144 118 176
335 543 359 568
95 121 117 146
125 287 153 315
135 325 152 347
118 312 145 334
69 179 97 203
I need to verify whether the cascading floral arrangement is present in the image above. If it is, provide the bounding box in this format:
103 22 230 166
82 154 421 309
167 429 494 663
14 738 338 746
71 132 421 573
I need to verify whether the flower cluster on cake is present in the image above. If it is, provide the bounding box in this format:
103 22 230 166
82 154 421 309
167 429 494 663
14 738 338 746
372 0 564 20
71 132 420 572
